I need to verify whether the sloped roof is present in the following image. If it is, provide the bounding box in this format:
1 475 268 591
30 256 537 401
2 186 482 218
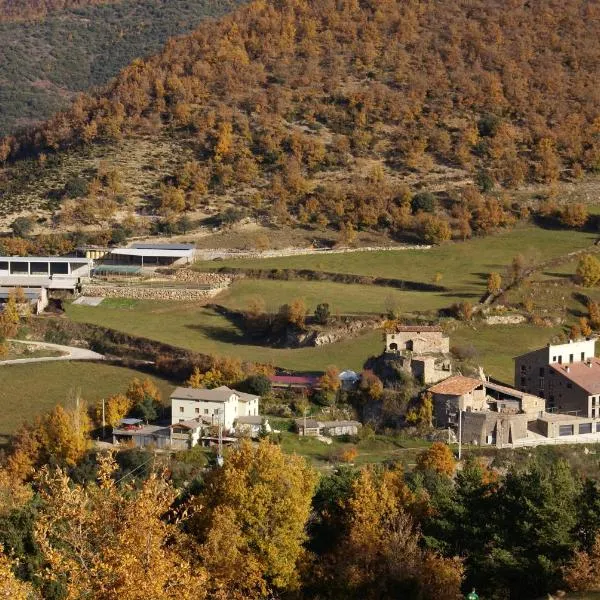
550 358 600 395
428 375 483 396
391 325 443 333
170 385 238 402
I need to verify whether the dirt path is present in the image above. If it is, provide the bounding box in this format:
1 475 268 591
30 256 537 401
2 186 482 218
0 340 104 365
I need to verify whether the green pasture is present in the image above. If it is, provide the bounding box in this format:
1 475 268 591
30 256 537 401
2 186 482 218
216 278 450 314
65 300 384 372
195 226 597 300
0 361 174 438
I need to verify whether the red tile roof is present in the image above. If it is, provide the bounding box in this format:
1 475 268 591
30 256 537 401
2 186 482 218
270 375 319 386
428 375 483 396
550 358 600 395
393 325 442 332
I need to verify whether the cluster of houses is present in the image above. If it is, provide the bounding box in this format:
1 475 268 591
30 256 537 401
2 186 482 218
112 382 362 450
401 325 600 448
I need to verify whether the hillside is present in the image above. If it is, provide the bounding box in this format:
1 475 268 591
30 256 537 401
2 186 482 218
1 0 600 242
0 0 242 135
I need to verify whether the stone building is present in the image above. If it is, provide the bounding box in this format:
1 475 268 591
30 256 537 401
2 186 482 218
514 338 600 416
429 376 546 446
385 325 452 384
385 325 450 354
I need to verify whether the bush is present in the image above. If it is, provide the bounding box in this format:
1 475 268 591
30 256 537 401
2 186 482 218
64 176 89 199
10 216 34 237
240 374 272 396
411 192 437 213
314 303 331 325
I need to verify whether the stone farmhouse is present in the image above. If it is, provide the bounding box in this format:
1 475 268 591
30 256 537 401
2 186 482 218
428 336 600 448
385 325 452 384
429 376 546 446
170 386 260 431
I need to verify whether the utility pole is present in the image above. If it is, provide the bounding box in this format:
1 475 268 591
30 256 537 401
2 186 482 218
102 398 106 440
304 407 307 437
217 408 224 467
458 408 463 460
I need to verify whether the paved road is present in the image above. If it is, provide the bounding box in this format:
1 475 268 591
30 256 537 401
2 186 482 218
0 340 104 365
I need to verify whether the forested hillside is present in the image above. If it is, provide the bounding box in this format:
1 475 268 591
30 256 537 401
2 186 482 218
0 0 114 21
0 0 242 135
2 0 600 240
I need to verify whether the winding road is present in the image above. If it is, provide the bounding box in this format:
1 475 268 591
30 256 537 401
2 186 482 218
0 340 104 366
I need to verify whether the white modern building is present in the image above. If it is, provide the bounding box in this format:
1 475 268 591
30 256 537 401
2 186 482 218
170 386 260 431
0 256 92 290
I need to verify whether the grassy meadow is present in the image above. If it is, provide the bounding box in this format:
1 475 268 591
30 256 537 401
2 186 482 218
195 225 597 300
65 299 384 372
65 224 600 377
0 361 174 439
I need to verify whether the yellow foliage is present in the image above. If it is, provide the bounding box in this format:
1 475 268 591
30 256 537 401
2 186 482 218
126 377 161 405
415 442 456 477
0 548 37 600
192 440 318 594
34 453 207 599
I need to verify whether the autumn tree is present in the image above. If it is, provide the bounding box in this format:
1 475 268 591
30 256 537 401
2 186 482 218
34 453 207 599
313 467 463 599
319 365 340 398
415 442 456 477
577 254 600 287
487 272 502 295
564 533 600 592
0 549 36 600
560 203 588 228
191 440 318 596
406 392 433 429
279 298 307 329
359 370 384 400
96 393 132 427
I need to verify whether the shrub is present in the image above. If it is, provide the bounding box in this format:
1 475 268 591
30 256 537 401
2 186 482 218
577 254 600 287
64 176 89 199
10 216 34 237
411 191 437 213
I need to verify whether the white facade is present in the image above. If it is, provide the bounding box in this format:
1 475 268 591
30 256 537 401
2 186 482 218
170 386 259 431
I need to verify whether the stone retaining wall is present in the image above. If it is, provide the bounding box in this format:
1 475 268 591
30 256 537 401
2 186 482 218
171 269 231 286
81 284 224 301
196 244 431 261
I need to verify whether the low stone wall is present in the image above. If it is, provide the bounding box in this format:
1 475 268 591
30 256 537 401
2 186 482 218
81 284 224 301
170 269 232 286
196 244 431 261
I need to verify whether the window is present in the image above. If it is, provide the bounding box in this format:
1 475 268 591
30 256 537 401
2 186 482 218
596 422 600 432
195 408 199 414
179 419 184 423
570 354 574 363
582 352 586 361
521 364 527 372
204 409 209 414
539 377 545 388
552 356 557 362
579 423 593 435
559 424 574 436
559 356 563 364
179 407 184 413
539 367 545 376
567 383 573 389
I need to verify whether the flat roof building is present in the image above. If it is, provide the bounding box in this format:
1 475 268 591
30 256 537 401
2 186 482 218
106 243 195 267
0 256 92 290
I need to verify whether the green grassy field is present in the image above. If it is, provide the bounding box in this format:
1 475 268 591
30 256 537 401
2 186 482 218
450 322 563 384
0 361 174 438
217 278 450 314
65 300 384 372
196 226 597 300
278 431 431 470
